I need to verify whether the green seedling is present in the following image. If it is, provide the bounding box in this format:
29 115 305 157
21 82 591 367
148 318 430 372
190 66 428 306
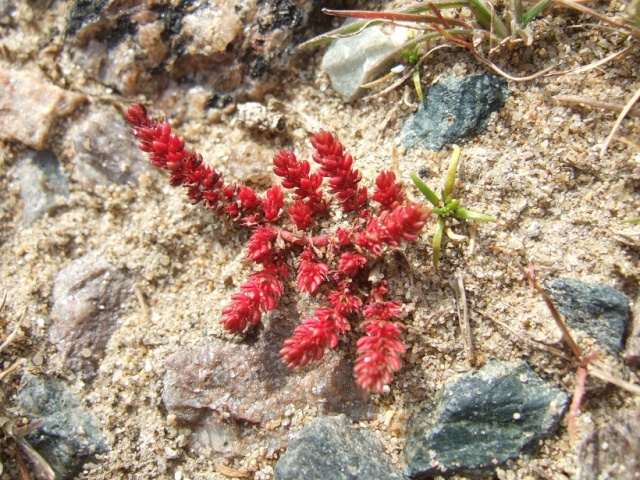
400 35 424 102
411 146 495 268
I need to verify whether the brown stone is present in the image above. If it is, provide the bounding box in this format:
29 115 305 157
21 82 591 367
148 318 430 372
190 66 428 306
49 252 131 380
0 69 86 149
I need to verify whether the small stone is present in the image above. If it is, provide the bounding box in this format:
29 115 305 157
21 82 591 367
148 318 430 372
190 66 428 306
32 353 44 366
16 150 70 226
19 373 108 479
321 25 398 102
545 278 630 356
0 68 86 149
402 361 568 478
71 110 150 187
399 74 508 151
275 414 406 480
577 410 640 480
49 252 132 380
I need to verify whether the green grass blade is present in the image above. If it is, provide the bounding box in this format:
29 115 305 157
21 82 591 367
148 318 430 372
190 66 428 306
521 0 551 26
411 174 441 207
455 208 496 222
433 217 446 268
466 0 510 38
443 145 461 199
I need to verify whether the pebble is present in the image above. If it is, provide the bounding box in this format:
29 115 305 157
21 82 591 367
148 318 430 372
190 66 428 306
48 252 132 380
398 74 508 151
321 25 398 102
402 361 568 477
16 150 70 226
0 68 86 149
274 414 406 480
545 278 630 356
19 372 108 479
71 110 150 187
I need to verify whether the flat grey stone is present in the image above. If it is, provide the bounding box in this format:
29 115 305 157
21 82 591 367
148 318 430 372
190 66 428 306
275 414 406 480
19 373 108 480
545 278 630 356
399 74 508 151
321 25 397 102
16 150 69 225
402 361 568 478
72 110 150 187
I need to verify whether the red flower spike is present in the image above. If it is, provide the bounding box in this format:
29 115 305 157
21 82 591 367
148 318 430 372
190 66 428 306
327 283 362 315
238 186 261 210
220 267 284 333
246 227 277 264
280 307 348 367
373 171 405 211
337 252 369 278
297 249 329 295
310 130 367 212
382 202 430 245
289 200 313 231
262 185 284 221
355 319 405 393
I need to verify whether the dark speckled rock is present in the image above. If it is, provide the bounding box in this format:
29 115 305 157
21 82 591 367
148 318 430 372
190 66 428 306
545 278 630 356
399 74 508 151
402 361 568 478
19 373 108 480
275 414 406 480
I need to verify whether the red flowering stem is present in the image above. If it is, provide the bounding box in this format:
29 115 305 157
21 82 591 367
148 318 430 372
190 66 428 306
372 171 405 211
280 307 350 367
126 104 262 221
354 283 406 393
311 130 368 212
220 266 285 333
297 249 329 296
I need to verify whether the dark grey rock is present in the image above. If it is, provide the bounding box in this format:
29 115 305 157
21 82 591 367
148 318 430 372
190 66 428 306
399 74 508 151
72 110 150 187
402 361 568 478
275 414 406 480
577 410 640 480
624 295 640 366
163 314 372 428
321 25 397 102
49 252 131 380
19 373 108 480
16 150 69 225
545 278 630 356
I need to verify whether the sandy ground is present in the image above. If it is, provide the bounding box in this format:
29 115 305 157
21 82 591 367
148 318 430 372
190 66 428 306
1 1 639 479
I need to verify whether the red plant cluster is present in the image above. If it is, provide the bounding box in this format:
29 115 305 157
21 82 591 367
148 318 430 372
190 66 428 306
125 104 430 393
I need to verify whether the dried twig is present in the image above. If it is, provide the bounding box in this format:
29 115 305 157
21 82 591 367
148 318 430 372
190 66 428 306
554 94 640 117
600 86 640 158
477 309 573 361
545 46 633 78
454 271 476 367
0 308 26 355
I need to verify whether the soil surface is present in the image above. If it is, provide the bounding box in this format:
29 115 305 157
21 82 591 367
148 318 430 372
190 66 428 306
1 1 639 479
